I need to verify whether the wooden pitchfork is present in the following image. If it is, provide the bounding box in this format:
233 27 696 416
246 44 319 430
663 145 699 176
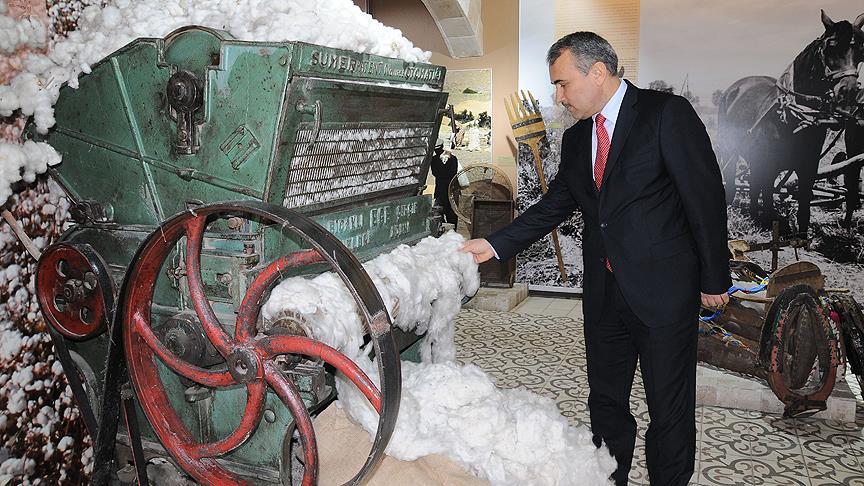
505 90 568 283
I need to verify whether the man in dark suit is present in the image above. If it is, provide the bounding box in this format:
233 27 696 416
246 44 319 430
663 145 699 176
461 32 731 485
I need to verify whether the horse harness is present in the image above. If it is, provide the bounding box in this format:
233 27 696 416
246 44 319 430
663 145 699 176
747 51 862 136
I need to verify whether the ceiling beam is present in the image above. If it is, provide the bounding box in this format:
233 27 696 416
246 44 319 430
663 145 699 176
419 0 483 57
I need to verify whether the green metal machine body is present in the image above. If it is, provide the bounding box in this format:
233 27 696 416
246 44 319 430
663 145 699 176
32 26 449 483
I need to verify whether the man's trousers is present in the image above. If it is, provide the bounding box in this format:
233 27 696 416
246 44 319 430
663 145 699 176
585 271 699 485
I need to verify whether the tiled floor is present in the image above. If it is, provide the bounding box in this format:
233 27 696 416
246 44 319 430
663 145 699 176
455 298 864 486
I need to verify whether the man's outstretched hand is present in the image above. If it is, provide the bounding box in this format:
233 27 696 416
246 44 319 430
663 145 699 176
460 238 496 264
701 292 729 308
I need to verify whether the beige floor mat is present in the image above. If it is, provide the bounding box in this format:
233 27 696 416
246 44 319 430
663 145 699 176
314 405 489 486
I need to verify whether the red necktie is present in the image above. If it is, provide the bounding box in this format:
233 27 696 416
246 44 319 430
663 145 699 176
594 113 610 190
594 113 613 272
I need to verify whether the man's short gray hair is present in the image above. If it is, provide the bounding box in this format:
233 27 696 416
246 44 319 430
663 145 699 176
547 32 619 76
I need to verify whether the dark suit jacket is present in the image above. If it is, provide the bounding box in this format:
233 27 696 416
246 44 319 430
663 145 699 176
430 148 458 223
488 81 731 327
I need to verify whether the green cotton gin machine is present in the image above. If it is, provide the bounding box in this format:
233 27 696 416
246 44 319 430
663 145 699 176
29 26 450 485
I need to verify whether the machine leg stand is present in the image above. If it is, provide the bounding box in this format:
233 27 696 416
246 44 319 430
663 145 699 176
122 384 150 486
92 309 128 486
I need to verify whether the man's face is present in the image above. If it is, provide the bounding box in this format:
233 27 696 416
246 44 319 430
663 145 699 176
549 50 604 120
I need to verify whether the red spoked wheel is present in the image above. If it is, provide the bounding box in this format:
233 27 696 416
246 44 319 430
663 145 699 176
761 284 840 418
35 242 114 340
121 201 401 485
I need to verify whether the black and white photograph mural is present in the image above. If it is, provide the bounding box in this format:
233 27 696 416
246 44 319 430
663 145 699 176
515 0 581 289
518 0 864 296
643 0 864 297
513 108 582 288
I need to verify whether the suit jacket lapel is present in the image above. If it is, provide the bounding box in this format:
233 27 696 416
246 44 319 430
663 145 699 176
600 80 639 189
577 119 596 197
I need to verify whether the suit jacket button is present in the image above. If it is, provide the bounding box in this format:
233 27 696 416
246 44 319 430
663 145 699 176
600 222 607 228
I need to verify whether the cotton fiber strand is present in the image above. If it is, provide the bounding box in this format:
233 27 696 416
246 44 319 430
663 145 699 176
0 140 62 204
263 231 479 362
264 232 616 485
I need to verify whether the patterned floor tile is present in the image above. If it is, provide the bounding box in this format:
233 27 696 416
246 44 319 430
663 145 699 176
453 306 864 486
697 455 754 485
511 307 550 316
556 397 591 426
807 463 864 485
700 440 751 465
546 380 590 406
746 456 810 485
747 440 804 467
545 358 590 393
630 382 647 400
800 433 863 475
628 464 649 485
747 423 801 461
796 416 864 435
456 309 571 394
629 441 649 482
700 407 757 459
794 418 863 474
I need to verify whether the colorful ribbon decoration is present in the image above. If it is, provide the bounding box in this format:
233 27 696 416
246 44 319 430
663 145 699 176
699 278 769 322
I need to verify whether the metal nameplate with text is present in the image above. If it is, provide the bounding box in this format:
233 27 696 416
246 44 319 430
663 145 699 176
293 43 445 89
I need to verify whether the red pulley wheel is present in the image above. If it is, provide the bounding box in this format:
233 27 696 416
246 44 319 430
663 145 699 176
36 242 114 340
120 201 401 485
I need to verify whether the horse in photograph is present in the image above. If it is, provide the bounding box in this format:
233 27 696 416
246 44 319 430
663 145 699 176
840 115 864 227
717 10 864 235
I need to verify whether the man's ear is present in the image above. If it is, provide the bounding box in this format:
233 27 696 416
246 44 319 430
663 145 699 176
590 62 606 84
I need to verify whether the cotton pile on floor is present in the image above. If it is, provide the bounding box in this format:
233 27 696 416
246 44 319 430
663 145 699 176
263 231 617 485
0 0 430 206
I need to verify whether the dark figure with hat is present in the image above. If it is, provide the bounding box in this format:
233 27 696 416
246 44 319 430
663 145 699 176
430 140 459 229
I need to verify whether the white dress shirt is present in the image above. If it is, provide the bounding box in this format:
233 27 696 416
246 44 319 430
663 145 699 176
592 80 628 181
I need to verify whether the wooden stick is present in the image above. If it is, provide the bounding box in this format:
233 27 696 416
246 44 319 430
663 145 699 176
527 142 568 283
2 209 42 260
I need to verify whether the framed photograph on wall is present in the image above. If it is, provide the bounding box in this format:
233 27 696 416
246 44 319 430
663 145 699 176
440 69 493 166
